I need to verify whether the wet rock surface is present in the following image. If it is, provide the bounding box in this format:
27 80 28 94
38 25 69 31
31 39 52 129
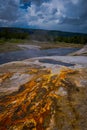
70 45 87 56
39 59 75 67
0 60 87 130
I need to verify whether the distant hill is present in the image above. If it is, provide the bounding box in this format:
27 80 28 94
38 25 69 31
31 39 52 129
0 27 87 43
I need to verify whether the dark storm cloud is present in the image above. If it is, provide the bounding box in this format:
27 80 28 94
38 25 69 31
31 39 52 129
61 0 87 26
0 0 20 22
21 0 49 5
79 0 87 21
0 0 87 33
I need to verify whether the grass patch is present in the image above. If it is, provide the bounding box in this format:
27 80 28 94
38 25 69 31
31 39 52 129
0 39 84 53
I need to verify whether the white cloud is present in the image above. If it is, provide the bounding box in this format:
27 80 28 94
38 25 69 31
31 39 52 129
0 0 87 33
24 0 66 28
70 0 79 4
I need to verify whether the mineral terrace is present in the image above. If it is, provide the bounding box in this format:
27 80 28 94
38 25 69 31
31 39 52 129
0 58 87 130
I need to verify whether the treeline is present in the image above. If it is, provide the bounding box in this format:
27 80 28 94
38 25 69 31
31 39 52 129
54 36 87 44
0 28 29 39
0 28 87 44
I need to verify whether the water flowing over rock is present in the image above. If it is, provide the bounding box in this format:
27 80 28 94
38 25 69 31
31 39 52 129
70 45 87 56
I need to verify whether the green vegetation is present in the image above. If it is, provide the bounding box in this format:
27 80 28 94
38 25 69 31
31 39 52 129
0 38 28 44
0 27 86 53
0 27 87 44
54 36 87 44
0 28 29 40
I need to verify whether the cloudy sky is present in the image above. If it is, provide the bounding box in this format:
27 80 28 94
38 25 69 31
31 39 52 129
0 0 87 33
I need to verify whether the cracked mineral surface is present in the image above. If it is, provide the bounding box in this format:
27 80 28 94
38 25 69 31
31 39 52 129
0 60 87 130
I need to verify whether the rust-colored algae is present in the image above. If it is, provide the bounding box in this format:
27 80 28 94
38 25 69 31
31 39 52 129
0 73 12 83
0 67 87 130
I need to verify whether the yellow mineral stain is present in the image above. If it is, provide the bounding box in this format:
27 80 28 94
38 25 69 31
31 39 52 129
0 72 12 83
39 117 43 124
0 68 78 130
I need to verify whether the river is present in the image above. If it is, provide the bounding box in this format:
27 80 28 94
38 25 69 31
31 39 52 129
0 48 79 65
